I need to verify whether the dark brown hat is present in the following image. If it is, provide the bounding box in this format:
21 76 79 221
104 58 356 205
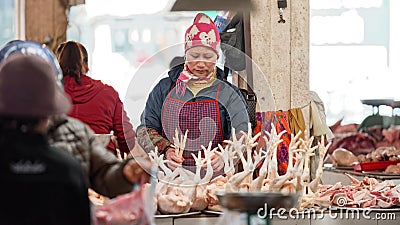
0 54 71 117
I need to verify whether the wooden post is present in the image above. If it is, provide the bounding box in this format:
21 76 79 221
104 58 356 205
24 0 68 52
250 0 310 113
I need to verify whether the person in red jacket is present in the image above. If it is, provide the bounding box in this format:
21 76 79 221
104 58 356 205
57 41 135 155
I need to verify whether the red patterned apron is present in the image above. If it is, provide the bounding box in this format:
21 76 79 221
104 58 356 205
161 84 224 174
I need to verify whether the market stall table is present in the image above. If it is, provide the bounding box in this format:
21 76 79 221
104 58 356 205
153 209 400 225
322 165 400 185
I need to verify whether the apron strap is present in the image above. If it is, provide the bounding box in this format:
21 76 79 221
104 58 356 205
215 83 221 100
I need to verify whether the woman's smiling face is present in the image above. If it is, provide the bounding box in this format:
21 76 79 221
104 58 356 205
185 46 218 77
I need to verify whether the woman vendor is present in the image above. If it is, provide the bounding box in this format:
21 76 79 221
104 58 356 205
137 13 249 174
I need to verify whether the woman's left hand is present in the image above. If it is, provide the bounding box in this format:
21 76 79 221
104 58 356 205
210 153 224 171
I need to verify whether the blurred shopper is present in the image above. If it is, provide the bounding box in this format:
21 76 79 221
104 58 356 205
0 40 152 198
57 41 136 155
56 41 88 73
0 54 91 225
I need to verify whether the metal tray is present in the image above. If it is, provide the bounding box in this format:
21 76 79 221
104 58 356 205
202 210 224 215
216 192 299 213
324 165 353 170
391 100 400 108
361 171 400 179
331 207 400 212
154 211 201 218
361 99 393 107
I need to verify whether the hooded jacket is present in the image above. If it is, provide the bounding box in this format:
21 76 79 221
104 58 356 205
0 130 90 225
64 74 135 154
137 65 249 154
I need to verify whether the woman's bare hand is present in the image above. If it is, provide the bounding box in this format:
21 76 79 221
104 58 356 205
165 148 184 170
122 157 153 184
210 153 224 171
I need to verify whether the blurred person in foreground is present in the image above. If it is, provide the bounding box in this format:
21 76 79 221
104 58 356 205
0 54 91 225
57 41 136 156
0 40 152 198
137 13 249 175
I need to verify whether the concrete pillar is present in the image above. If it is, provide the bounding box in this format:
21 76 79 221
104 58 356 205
250 0 310 112
25 0 68 52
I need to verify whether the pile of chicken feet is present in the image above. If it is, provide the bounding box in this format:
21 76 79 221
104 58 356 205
148 123 400 214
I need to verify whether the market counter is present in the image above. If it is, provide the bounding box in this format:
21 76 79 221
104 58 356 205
322 167 400 185
155 210 400 225
155 213 219 225
152 166 400 225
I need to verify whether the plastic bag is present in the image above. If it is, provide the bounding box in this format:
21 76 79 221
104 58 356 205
214 11 232 33
93 168 157 225
93 186 148 225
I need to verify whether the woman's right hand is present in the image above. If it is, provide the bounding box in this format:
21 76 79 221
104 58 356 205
165 148 184 170
122 157 153 184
